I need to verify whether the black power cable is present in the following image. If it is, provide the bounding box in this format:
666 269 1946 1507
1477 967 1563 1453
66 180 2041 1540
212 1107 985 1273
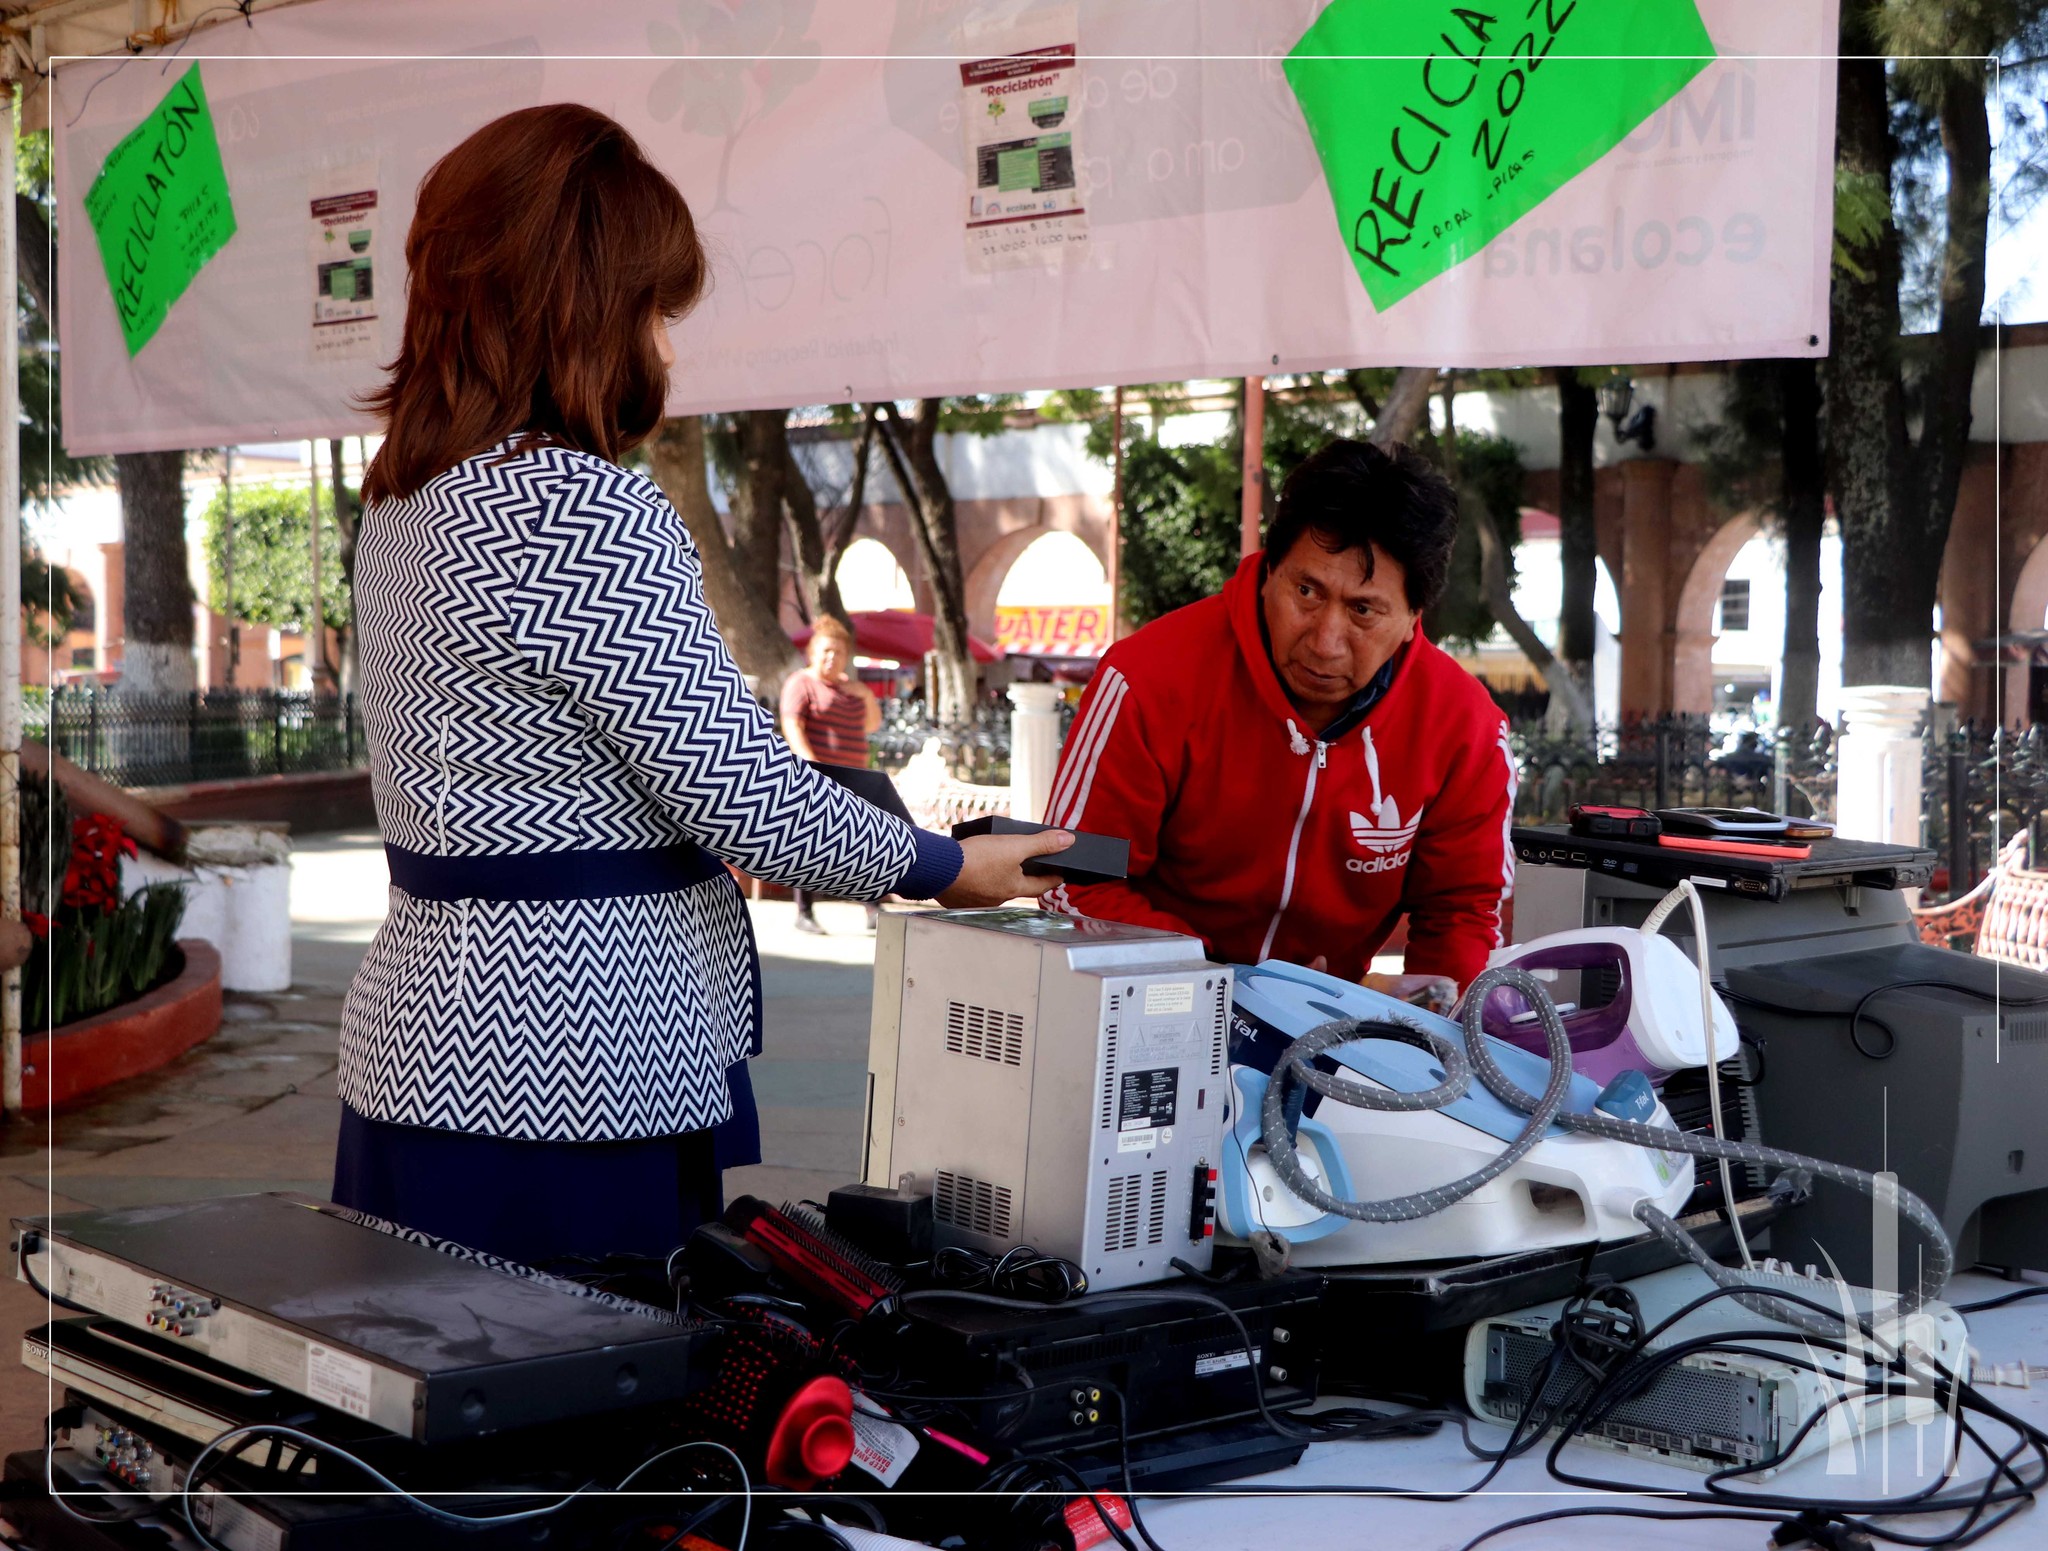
1953 1284 2048 1315
1515 1281 2048 1550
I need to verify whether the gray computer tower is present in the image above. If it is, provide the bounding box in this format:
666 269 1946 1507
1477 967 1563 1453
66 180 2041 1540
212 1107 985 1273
1726 944 2048 1283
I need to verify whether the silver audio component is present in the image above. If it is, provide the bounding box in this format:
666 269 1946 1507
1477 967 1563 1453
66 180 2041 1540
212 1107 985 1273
865 909 1230 1292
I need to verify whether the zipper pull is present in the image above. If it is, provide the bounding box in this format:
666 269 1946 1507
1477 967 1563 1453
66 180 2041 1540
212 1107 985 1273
1316 742 1327 769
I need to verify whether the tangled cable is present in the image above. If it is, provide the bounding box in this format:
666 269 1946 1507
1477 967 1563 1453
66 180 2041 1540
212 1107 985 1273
1257 963 1954 1337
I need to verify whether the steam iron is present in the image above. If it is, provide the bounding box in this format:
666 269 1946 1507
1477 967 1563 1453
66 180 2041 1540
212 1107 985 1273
1217 959 1693 1268
1481 928 1737 1085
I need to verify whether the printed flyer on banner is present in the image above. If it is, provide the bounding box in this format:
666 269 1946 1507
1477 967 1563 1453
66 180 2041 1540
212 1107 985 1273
308 167 379 362
959 9 1086 272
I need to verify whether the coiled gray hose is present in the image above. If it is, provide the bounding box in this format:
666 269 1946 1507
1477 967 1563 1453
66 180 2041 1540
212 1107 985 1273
1255 965 1954 1336
1254 996 1574 1224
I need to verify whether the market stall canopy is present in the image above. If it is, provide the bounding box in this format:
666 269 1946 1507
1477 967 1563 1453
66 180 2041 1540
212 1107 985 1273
34 0 1839 455
792 611 1000 666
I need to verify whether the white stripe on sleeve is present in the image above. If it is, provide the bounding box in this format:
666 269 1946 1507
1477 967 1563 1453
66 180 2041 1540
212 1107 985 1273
1046 666 1126 825
1494 721 1518 947
1052 669 1129 828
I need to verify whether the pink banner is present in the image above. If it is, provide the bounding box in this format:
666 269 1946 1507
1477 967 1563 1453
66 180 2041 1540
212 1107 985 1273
54 0 1837 455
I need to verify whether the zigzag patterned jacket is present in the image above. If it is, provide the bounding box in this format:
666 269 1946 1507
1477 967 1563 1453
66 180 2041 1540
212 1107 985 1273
337 443 960 1142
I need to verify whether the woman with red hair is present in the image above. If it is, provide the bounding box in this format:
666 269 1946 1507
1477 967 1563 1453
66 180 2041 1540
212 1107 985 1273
334 104 1068 1268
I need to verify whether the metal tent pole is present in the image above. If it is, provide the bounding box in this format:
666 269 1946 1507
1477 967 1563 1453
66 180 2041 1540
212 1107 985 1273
1 78 22 1117
223 446 238 684
308 440 326 690
1239 375 1264 559
1108 385 1123 642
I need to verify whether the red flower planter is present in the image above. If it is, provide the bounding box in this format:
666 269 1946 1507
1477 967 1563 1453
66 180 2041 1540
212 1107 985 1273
21 940 224 1112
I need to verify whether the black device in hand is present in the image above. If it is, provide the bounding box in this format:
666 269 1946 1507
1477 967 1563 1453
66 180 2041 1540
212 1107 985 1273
1569 804 1662 841
950 815 1130 886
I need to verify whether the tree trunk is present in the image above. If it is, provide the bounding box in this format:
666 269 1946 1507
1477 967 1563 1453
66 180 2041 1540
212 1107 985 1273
115 450 196 694
645 417 801 701
731 410 790 615
15 193 54 327
1444 381 1593 730
1553 368 1600 716
1827 35 1990 691
877 399 976 728
783 413 869 633
1776 358 1825 734
1366 366 1437 450
823 412 876 612
330 437 357 691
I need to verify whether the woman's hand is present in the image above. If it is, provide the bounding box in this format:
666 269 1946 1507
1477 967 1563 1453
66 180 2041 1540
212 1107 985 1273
938 828 1076 908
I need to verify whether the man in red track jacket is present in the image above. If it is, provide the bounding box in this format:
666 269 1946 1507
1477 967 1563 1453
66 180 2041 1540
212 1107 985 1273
1043 438 1516 993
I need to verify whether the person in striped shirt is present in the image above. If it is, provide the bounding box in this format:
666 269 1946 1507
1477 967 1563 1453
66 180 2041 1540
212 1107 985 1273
780 616 884 932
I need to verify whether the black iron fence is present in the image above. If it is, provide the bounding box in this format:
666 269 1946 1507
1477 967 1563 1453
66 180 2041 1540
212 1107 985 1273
1930 721 2048 899
1513 714 2046 903
27 685 2037 907
26 688 368 789
1510 715 1837 827
871 696 1080 788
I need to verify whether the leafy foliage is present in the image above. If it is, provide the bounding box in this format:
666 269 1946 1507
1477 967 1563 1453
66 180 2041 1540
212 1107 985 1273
17 125 104 630
1428 429 1527 649
1832 165 1892 282
200 479 354 632
1072 376 1525 642
1106 434 1243 627
1696 360 1798 523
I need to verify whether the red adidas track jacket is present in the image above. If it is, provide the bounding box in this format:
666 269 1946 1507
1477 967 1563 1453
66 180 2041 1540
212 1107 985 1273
1041 553 1517 988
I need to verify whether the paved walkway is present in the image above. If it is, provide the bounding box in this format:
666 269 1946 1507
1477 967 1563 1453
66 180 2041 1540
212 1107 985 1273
0 831 882 1453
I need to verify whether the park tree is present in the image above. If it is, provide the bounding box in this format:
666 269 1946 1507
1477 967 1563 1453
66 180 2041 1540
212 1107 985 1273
874 398 977 728
16 121 196 692
1552 368 1601 711
1696 359 1829 734
325 438 364 688
15 127 93 636
1082 372 1529 663
114 451 196 694
1436 375 1592 729
1827 1 2045 689
645 416 801 699
199 478 354 671
784 406 874 633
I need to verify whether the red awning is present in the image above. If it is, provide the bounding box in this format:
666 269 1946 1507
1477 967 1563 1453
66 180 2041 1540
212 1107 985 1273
791 610 1001 664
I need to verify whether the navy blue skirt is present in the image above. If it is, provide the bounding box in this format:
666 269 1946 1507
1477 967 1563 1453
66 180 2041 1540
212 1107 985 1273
331 1062 761 1269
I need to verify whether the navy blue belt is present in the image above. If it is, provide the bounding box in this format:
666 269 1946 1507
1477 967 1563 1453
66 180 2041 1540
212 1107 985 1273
385 841 725 902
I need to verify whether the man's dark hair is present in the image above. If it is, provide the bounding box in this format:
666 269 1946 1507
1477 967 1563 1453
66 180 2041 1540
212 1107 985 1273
1265 438 1460 613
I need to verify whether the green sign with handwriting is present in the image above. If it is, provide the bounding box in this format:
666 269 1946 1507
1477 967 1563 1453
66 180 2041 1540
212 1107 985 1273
84 63 238 355
1287 0 1714 311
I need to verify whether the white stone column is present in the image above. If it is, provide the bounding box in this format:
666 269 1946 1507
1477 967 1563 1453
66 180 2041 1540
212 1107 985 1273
1008 683 1064 825
1834 686 1930 848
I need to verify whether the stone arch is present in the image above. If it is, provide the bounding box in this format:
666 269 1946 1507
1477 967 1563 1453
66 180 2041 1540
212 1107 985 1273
959 523 1102 641
1670 510 1763 715
964 526 1051 642
2007 530 2048 727
835 535 917 613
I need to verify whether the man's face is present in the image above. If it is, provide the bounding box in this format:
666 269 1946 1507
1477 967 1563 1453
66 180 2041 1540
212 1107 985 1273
1260 534 1419 721
810 634 851 682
